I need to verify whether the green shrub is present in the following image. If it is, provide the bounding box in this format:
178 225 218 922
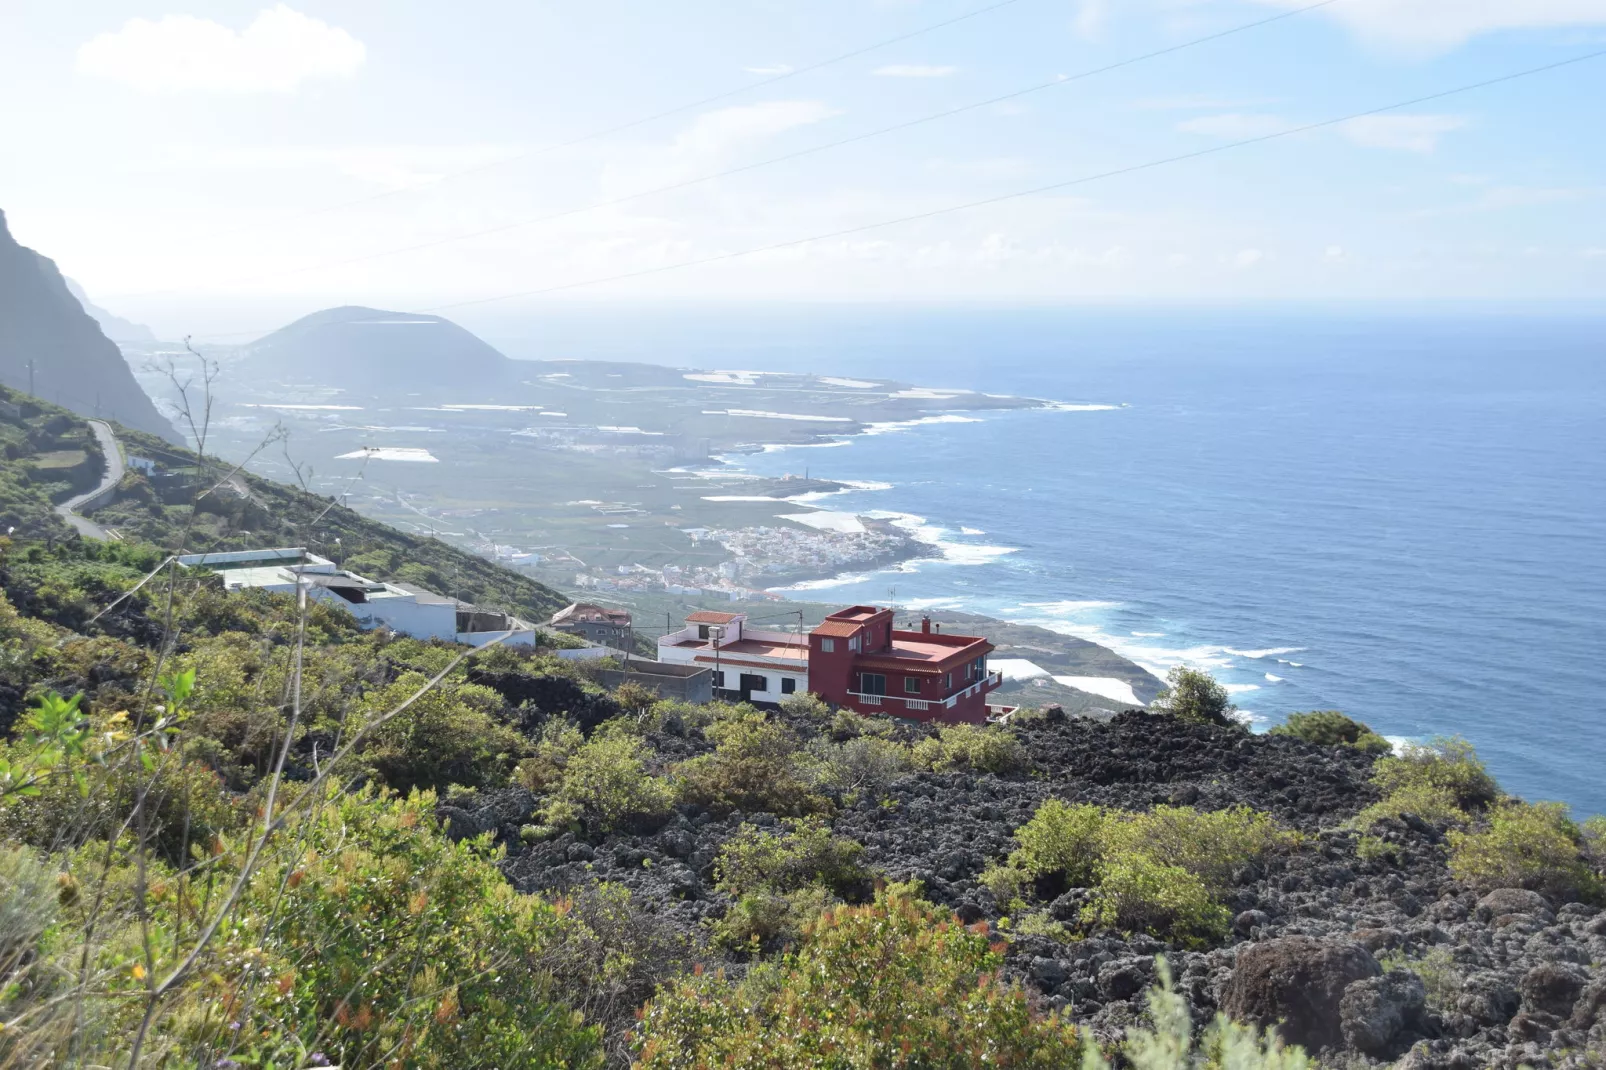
549 732 674 832
1152 666 1240 728
979 861 1030 909
912 722 1024 774
1269 710 1391 753
634 886 1080 1068
516 718 585 793
1352 781 1469 832
1011 799 1107 885
713 885 835 953
1373 737 1500 813
1447 800 1602 904
674 712 824 816
354 672 527 794
1103 804 1291 891
715 818 865 899
1585 815 1606 862
1082 854 1230 947
802 733 912 798
777 691 831 722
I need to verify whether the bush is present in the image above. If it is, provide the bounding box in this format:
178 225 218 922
1011 799 1106 885
1373 737 1500 813
777 690 831 722
1379 946 1462 1012
1152 666 1239 728
634 886 1080 1068
1447 800 1602 904
674 712 824 816
715 818 865 899
1103 805 1291 892
912 723 1024 774
355 673 527 794
1083 854 1231 947
1269 710 1391 753
802 733 912 798
515 718 585 793
548 731 674 833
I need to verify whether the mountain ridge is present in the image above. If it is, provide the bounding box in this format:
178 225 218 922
0 208 176 440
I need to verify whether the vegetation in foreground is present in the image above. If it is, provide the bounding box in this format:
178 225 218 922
2 394 1604 1068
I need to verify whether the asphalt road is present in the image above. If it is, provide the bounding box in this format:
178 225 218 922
55 419 123 540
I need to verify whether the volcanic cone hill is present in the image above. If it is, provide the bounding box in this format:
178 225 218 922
0 208 175 440
233 305 516 394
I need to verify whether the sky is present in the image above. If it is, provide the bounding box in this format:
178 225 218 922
1 0 1604 337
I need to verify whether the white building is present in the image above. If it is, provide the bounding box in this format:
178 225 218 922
177 548 538 647
657 610 809 703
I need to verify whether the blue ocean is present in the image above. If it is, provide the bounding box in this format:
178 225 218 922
492 306 1606 814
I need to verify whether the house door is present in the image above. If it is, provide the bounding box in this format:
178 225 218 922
738 673 768 701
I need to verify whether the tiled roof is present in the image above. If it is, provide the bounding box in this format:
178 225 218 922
812 620 863 638
686 610 742 624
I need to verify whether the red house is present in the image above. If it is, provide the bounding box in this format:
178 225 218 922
806 606 1005 724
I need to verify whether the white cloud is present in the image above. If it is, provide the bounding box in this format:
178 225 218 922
742 64 793 75
1176 113 1289 139
1324 245 1346 261
1582 247 1606 259
1234 248 1265 268
1132 94 1277 110
1341 114 1466 152
76 4 363 94
873 64 959 77
1074 0 1109 38
1247 0 1606 50
157 144 520 191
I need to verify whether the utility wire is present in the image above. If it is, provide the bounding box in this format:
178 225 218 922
222 0 1036 230
169 0 1337 295
419 47 1606 313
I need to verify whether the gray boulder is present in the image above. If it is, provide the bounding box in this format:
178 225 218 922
1455 972 1520 1025
1220 936 1382 1051
1475 888 1553 923
1519 962 1588 1017
1341 969 1427 1055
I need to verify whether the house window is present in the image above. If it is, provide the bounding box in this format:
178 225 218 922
740 673 768 694
820 638 835 653
712 670 725 688
859 673 886 696
781 678 796 695
945 672 953 690
904 676 921 694
849 635 860 652
698 625 711 639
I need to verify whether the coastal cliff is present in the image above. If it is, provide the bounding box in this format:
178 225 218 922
0 209 176 441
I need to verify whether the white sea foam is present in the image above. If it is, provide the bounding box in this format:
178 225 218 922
863 414 982 435
336 447 438 462
818 377 878 389
863 510 1018 565
960 526 986 536
1223 646 1305 659
993 659 1051 681
540 411 567 417
1223 683 1261 694
705 409 854 423
841 480 895 491
247 403 363 411
772 572 876 591
597 426 664 435
684 370 765 385
1264 673 1284 683
777 511 866 533
889 388 970 399
606 523 629 528
1052 676 1143 706
759 440 852 452
441 404 544 411
901 597 963 611
1047 402 1120 412
1018 599 1122 613
1131 631 1166 638
702 495 782 502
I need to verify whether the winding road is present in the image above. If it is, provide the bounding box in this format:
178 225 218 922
55 419 123 540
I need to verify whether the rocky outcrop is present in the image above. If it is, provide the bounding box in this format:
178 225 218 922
1220 937 1381 1051
0 209 175 440
441 704 1604 1069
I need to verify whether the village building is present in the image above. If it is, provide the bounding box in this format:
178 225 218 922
550 602 633 649
657 604 1007 723
178 548 538 647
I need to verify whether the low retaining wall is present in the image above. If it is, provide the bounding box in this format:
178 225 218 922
594 661 713 704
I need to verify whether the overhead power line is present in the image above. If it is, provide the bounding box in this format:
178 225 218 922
416 48 1606 313
172 0 1338 295
267 0 1034 224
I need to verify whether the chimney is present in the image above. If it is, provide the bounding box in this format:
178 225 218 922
921 616 932 635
